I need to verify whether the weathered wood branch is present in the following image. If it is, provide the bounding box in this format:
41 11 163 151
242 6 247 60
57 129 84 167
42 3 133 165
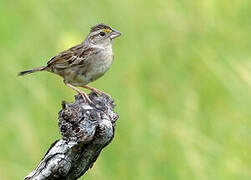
24 93 118 180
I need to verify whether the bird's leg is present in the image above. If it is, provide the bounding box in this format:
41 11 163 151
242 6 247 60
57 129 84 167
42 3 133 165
82 85 111 97
64 81 92 104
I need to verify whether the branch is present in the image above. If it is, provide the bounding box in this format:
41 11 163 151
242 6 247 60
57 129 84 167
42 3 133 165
24 93 118 180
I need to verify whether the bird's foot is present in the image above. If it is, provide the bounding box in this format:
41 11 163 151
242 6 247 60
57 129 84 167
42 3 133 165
82 85 111 98
64 81 93 104
79 92 93 104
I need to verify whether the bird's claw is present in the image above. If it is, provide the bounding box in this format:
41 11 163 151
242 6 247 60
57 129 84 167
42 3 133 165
92 89 111 98
80 92 92 104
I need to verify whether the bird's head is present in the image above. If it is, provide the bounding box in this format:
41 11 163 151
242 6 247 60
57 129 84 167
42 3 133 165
85 23 122 47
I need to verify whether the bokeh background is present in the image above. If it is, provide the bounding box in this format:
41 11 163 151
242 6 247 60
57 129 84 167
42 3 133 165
0 0 251 179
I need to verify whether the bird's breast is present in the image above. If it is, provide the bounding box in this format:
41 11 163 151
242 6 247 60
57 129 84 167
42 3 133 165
86 47 114 78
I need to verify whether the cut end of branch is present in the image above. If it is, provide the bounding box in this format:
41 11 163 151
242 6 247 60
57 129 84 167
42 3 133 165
58 93 118 142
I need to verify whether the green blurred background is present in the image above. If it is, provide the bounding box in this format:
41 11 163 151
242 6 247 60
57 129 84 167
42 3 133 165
0 0 251 179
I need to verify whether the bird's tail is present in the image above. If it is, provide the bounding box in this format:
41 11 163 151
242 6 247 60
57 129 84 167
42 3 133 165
18 66 46 76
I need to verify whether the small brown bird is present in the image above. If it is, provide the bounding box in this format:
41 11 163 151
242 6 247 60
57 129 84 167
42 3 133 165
18 23 121 103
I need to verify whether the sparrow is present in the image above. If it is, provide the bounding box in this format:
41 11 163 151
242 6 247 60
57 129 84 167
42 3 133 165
18 23 122 103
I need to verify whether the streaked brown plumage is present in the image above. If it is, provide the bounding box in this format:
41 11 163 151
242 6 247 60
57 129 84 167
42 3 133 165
18 23 122 103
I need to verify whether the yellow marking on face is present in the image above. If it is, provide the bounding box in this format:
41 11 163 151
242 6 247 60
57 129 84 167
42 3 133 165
103 29 112 33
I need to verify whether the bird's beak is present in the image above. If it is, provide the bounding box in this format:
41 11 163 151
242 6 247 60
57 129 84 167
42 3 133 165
110 29 122 39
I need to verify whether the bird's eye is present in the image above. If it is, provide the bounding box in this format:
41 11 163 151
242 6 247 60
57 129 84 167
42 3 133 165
99 32 105 36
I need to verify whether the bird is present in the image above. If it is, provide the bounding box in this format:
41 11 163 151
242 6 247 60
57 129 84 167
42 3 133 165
18 23 122 103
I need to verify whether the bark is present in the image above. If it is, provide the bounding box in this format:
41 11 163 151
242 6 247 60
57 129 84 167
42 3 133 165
24 93 118 180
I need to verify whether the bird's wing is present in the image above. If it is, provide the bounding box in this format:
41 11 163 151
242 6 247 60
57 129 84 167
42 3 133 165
46 44 97 69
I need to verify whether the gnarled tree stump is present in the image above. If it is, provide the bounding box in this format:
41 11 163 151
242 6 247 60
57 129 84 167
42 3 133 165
24 93 118 180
